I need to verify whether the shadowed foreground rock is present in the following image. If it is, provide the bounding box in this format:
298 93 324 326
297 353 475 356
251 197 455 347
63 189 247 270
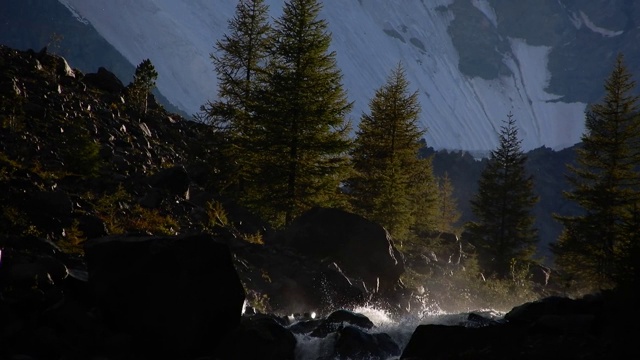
84 233 245 359
401 289 640 359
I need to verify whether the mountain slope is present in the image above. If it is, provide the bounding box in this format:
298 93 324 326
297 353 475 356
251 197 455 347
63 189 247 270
39 0 640 152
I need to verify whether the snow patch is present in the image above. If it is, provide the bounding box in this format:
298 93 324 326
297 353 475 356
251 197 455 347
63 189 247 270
468 38 585 151
570 10 623 37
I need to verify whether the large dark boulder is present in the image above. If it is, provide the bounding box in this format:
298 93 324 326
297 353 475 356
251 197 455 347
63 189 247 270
332 325 400 360
83 67 124 93
401 291 640 359
310 309 375 338
84 233 245 359
147 164 190 197
269 207 404 294
21 190 74 236
232 240 366 316
401 323 520 360
0 236 94 359
216 315 297 360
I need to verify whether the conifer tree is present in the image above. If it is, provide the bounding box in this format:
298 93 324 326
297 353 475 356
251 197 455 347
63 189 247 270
250 0 353 226
435 172 461 234
203 0 270 131
465 112 539 279
349 63 436 241
410 156 439 238
552 53 640 291
201 0 271 197
128 59 158 114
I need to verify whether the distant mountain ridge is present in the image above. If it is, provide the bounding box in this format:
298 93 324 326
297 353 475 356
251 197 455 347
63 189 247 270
2 0 639 152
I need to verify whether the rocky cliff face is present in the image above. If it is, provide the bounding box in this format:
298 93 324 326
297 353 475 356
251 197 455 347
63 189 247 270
449 0 640 103
6 0 638 153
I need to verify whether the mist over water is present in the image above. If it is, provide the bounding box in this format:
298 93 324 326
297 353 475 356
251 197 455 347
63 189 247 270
289 300 506 360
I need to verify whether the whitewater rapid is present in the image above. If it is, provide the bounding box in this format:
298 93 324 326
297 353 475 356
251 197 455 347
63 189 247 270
290 305 505 360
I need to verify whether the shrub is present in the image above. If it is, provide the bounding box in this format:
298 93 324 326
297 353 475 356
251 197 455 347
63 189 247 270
92 185 179 235
59 219 85 254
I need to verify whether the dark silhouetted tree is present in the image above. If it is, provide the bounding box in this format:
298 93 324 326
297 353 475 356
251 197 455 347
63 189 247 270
128 59 158 114
201 0 272 198
553 53 640 291
466 112 539 279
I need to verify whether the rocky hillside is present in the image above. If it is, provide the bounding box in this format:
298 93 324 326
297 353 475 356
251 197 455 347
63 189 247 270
0 44 410 357
0 44 223 238
0 0 186 116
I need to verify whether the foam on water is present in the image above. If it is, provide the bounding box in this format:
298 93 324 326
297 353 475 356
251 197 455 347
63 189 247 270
291 302 507 360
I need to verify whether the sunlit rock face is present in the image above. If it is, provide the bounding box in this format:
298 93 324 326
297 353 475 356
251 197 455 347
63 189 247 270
3 1 638 153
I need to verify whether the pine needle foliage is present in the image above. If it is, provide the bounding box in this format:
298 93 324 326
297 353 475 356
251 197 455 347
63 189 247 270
552 53 640 292
248 0 353 227
466 112 539 279
204 0 271 130
349 63 436 242
128 59 158 114
201 0 272 199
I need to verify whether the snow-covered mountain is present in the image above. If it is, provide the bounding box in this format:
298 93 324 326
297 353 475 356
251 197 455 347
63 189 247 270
33 1 640 152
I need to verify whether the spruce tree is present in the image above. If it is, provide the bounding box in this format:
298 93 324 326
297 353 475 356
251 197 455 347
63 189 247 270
250 0 353 226
128 59 158 114
201 0 271 198
349 63 436 241
466 112 539 279
552 53 640 291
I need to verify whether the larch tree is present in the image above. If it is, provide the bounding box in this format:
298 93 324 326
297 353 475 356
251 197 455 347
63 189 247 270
552 53 640 291
349 63 436 242
465 112 539 279
250 0 353 227
201 0 271 198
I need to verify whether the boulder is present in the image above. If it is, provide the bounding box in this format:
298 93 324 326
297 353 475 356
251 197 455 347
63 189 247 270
83 67 124 93
310 309 375 338
234 242 366 316
333 325 400 360
217 315 297 360
401 323 519 360
84 233 245 359
504 295 597 326
0 236 90 359
22 190 74 234
76 214 108 240
147 164 190 197
401 291 640 359
270 207 404 293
